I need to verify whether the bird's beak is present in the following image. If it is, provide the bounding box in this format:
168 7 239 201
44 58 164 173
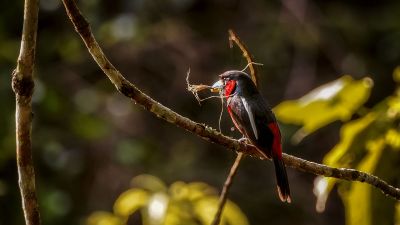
211 80 224 93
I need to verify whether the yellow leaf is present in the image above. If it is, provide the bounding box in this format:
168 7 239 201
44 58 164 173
324 113 376 167
169 181 189 200
113 189 149 217
385 129 400 149
274 76 373 139
393 66 400 83
131 174 167 192
87 176 250 225
388 95 400 119
313 113 376 211
163 202 197 225
340 139 385 225
194 197 249 225
86 211 123 225
193 197 218 225
186 182 216 201
223 200 250 225
395 202 400 225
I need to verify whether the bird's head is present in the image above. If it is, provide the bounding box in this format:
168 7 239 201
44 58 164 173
212 70 257 96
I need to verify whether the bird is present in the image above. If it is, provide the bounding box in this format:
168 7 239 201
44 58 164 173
212 70 291 203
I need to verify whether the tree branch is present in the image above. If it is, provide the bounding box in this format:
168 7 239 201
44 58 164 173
211 152 244 225
61 0 400 201
11 0 41 224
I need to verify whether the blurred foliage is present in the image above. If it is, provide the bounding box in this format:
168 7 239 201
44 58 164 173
275 75 373 143
86 174 249 225
275 68 400 225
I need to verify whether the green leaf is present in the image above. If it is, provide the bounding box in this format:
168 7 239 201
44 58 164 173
71 114 109 140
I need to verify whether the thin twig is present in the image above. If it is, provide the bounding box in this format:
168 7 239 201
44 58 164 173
217 91 224 133
11 0 41 224
61 0 400 201
186 68 203 105
228 29 259 87
211 152 244 225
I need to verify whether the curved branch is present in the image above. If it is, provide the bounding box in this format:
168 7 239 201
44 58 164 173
61 0 400 201
11 0 41 224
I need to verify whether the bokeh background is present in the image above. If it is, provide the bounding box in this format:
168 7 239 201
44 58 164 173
1 0 400 225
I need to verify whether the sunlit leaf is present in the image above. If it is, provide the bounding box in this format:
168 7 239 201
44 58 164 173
385 129 400 149
393 66 400 84
131 174 167 193
113 189 149 217
314 113 376 212
395 202 400 225
387 95 400 119
274 76 373 141
186 182 216 201
169 181 189 201
223 200 250 225
193 196 218 225
194 196 249 225
340 138 385 225
323 113 376 168
86 211 124 225
146 192 169 225
313 176 332 213
88 175 249 225
163 202 197 225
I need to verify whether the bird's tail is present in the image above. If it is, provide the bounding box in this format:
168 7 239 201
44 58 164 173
273 156 291 203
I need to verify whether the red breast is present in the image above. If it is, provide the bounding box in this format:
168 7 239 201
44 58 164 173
224 80 236 97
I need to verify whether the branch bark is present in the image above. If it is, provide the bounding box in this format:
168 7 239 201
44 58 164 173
211 152 244 225
61 0 400 201
11 0 41 224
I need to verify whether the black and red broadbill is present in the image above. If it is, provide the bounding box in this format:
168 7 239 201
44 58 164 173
212 70 291 203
